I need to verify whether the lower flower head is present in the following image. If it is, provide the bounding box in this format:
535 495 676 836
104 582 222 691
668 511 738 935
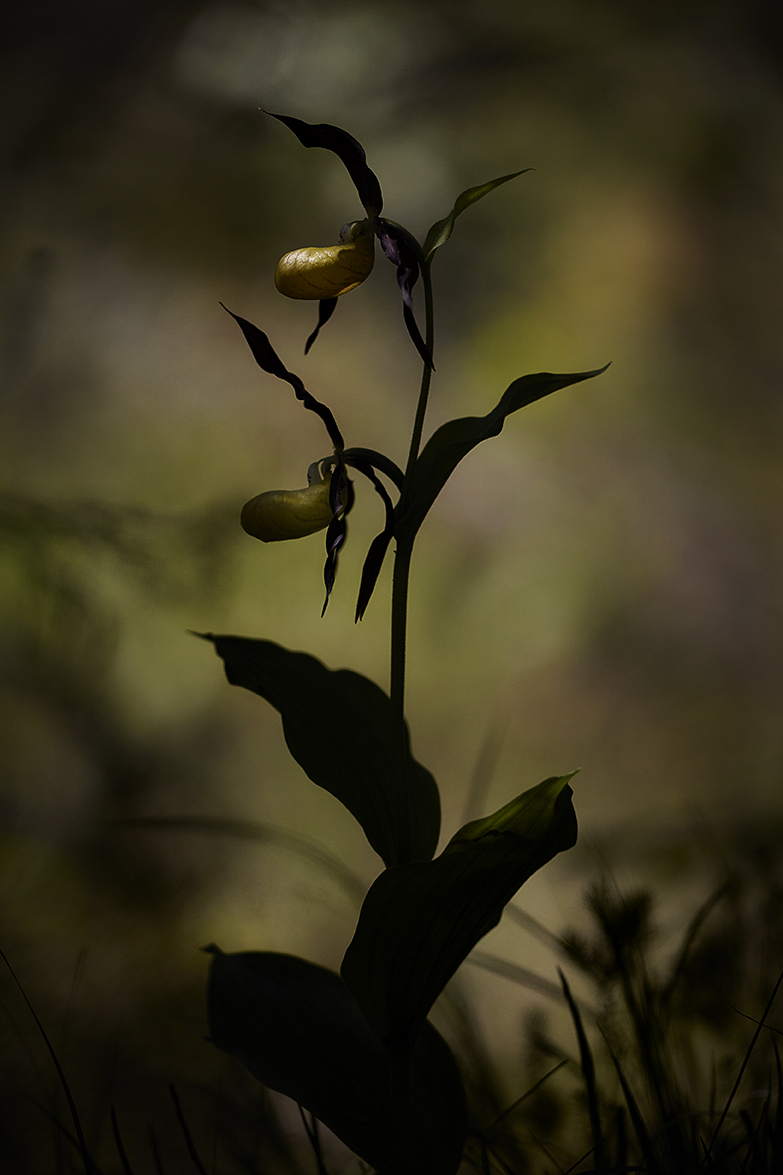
241 462 346 542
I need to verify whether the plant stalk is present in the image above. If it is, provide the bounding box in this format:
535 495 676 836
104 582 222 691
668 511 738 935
390 261 434 726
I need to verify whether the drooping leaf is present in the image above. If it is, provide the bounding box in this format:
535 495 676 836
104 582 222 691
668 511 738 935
395 366 610 543
268 112 383 219
341 774 578 1057
221 304 344 450
201 636 440 867
422 171 531 262
206 948 467 1175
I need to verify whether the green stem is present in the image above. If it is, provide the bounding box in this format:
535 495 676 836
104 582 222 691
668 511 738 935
390 260 434 725
390 534 413 722
400 265 435 512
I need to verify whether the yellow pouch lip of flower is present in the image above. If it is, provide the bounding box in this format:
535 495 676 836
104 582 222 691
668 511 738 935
274 220 375 301
241 475 344 543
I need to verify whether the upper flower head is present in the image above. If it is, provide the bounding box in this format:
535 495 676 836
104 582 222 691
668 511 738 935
268 112 432 367
274 219 375 301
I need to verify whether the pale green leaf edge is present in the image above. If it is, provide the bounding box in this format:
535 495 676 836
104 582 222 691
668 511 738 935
423 170 532 262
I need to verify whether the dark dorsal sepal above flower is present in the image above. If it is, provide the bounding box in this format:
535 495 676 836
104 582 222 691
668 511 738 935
267 112 383 219
304 297 339 355
221 303 344 451
377 220 433 370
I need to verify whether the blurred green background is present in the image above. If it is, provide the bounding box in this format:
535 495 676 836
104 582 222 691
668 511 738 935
2 0 783 1169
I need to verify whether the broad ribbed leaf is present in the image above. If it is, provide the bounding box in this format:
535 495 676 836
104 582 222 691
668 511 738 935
202 636 440 866
206 948 467 1175
341 774 578 1056
422 171 531 262
395 367 609 543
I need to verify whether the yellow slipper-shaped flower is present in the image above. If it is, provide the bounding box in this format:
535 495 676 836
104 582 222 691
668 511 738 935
274 219 375 300
241 467 344 543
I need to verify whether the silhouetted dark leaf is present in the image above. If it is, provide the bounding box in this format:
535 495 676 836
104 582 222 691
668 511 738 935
206 948 467 1175
201 636 440 866
396 367 609 543
342 774 578 1056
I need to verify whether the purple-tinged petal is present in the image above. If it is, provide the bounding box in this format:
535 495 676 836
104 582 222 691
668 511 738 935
221 304 344 451
304 297 338 354
377 222 433 370
268 113 383 219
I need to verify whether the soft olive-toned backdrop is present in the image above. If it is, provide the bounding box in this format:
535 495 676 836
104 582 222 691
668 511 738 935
2 0 782 1168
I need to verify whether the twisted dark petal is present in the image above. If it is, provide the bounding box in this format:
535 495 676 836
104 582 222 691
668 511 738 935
221 304 344 451
345 457 395 622
304 298 339 355
267 113 383 218
356 530 394 623
377 224 433 370
322 470 354 615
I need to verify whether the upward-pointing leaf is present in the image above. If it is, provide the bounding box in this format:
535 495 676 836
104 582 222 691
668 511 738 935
201 636 440 867
394 366 609 543
422 171 531 262
341 774 578 1058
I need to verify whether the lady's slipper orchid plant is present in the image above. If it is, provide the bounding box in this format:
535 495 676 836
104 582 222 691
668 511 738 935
224 114 604 619
207 112 609 1175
